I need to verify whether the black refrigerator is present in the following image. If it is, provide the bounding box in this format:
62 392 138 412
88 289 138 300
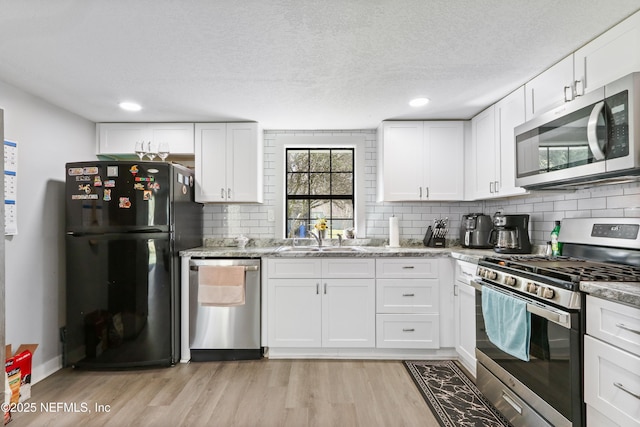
64 161 202 369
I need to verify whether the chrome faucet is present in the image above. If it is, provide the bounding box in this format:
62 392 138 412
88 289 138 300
337 233 343 247
310 230 322 247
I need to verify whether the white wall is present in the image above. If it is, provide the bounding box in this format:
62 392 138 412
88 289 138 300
0 80 95 382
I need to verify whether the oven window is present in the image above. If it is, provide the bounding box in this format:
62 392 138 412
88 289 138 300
476 292 580 421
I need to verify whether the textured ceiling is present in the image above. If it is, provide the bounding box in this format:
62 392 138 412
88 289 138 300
1 0 639 129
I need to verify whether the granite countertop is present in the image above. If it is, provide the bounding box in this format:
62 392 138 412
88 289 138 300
180 244 494 260
580 281 640 309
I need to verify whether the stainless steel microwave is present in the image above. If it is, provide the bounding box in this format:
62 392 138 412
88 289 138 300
515 72 640 189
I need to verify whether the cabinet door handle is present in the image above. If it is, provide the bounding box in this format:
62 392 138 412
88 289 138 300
316 283 319 295
402 328 415 332
614 382 640 400
564 85 574 102
221 188 225 199
402 293 415 297
419 187 422 199
425 187 429 199
227 188 232 199
574 80 584 97
616 322 640 335
489 181 494 193
454 284 458 296
402 266 415 269
324 283 327 294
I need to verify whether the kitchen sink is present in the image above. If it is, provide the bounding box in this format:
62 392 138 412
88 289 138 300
276 246 368 253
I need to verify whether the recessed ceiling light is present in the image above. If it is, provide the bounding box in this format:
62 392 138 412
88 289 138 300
119 101 142 111
409 98 430 107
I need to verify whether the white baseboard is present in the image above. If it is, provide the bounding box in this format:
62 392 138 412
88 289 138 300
31 355 63 386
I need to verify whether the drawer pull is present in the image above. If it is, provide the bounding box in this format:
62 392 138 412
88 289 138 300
402 328 415 332
402 293 415 297
616 322 640 335
402 266 415 269
614 382 640 400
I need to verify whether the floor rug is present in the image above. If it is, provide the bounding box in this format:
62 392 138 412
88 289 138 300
403 360 512 427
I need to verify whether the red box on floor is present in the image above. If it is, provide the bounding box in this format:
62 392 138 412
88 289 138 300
5 344 38 403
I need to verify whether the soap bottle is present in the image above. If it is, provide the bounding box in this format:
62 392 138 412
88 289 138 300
298 222 306 238
550 221 562 256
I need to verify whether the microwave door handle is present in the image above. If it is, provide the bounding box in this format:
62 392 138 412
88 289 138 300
587 101 606 161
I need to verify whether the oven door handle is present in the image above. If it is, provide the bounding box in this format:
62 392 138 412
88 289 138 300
526 303 570 327
473 281 571 328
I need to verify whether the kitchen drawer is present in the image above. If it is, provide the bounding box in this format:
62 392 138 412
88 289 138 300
584 335 640 427
322 258 375 279
267 258 322 278
375 258 438 278
376 278 439 314
375 314 440 349
587 296 640 356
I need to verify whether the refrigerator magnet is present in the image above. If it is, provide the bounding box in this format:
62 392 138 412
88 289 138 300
103 189 111 201
93 176 102 187
129 165 139 176
68 167 83 176
182 185 187 195
107 166 118 177
104 180 115 188
143 190 152 201
78 184 91 194
134 183 145 190
119 197 131 208
83 167 99 175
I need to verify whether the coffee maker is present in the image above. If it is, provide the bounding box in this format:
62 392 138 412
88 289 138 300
489 213 532 254
459 213 493 248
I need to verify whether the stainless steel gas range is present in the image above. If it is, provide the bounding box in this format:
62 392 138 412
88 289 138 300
472 217 640 427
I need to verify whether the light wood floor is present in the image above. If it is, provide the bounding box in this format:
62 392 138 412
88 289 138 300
10 359 440 426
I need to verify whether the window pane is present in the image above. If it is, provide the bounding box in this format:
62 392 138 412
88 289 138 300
310 150 330 172
331 200 353 219
310 199 330 221
287 199 309 220
310 173 330 195
287 150 309 172
287 173 309 195
331 172 353 195
331 150 353 172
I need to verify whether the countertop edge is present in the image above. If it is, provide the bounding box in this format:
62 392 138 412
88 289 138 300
580 281 640 309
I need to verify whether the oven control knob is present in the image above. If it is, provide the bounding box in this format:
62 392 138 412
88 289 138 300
477 268 485 277
542 287 555 299
487 271 497 280
504 276 517 286
526 282 538 293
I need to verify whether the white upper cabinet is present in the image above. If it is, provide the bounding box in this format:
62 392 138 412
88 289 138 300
97 123 195 155
194 122 263 203
470 106 497 200
574 11 640 95
377 121 464 202
524 56 574 120
525 10 640 120
495 87 527 198
468 88 527 200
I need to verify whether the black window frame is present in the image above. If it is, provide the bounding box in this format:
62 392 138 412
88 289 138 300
285 147 355 238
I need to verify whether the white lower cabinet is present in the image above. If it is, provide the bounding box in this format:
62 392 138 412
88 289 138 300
375 258 441 349
454 260 477 376
584 296 640 427
267 258 375 348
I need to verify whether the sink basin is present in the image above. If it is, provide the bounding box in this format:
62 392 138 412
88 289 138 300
276 246 367 253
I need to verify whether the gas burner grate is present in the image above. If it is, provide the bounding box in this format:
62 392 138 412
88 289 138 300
482 256 640 283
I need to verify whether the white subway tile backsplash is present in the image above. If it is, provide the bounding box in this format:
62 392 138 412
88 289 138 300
202 129 640 244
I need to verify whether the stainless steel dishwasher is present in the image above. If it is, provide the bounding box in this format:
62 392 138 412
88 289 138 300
189 258 262 361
